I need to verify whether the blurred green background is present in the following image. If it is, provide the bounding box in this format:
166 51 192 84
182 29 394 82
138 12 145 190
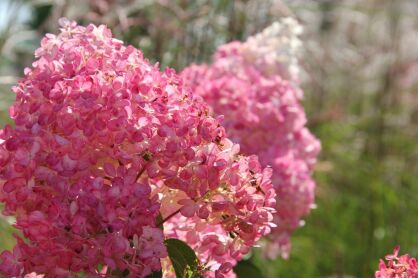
0 0 417 277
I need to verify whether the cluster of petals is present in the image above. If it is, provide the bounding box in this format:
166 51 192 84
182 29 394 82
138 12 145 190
0 19 275 277
180 18 320 259
160 141 275 277
375 246 418 278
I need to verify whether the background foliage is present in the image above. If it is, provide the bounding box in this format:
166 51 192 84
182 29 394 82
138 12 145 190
0 0 417 277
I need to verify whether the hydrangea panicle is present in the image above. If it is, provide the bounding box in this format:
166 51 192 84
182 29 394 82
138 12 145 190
375 246 418 278
181 17 320 260
0 18 275 277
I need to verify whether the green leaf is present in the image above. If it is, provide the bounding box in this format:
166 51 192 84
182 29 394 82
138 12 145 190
233 260 265 278
30 4 53 29
109 268 130 277
146 270 163 278
165 238 201 278
156 213 164 231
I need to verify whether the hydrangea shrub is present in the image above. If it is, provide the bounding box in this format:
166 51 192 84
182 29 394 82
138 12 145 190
0 19 276 277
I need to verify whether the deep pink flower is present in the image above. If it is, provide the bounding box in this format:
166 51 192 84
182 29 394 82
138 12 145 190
180 18 320 259
375 246 418 278
0 19 275 277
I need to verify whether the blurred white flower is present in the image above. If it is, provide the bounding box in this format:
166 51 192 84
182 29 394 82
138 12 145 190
243 17 303 81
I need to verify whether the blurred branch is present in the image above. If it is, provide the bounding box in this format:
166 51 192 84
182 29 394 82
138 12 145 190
0 0 24 51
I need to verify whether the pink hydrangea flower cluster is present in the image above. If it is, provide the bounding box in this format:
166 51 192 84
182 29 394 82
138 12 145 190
161 140 275 277
375 246 418 278
180 18 320 259
0 19 275 277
